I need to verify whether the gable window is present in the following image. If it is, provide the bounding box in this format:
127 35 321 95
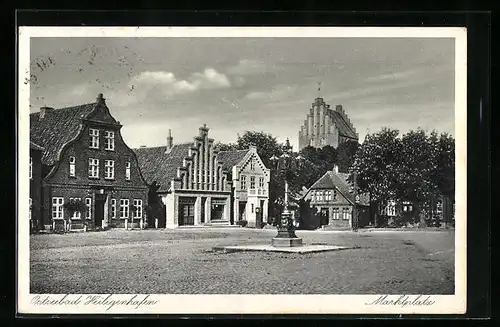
325 190 332 201
69 198 82 219
240 175 247 190
120 199 130 219
29 156 32 179
52 197 64 220
258 177 264 188
104 131 115 151
250 160 255 171
133 199 143 219
85 198 92 219
89 128 100 149
125 161 131 181
104 160 115 180
250 176 255 189
69 156 76 177
318 191 324 202
111 199 116 219
88 158 99 178
332 207 339 220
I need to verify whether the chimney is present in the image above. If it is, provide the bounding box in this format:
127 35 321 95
336 104 343 113
39 106 54 119
333 165 339 174
96 93 105 104
166 129 173 153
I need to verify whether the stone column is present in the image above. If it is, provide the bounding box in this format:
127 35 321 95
224 197 231 222
165 194 177 229
205 197 212 223
233 198 239 223
263 199 269 224
194 196 202 225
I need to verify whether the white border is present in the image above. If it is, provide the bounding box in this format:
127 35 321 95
18 26 467 315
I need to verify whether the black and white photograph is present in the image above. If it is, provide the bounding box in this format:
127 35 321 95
18 27 467 314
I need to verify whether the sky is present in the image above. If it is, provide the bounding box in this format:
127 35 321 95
29 37 455 150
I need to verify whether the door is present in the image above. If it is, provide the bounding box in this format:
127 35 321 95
178 197 195 226
94 194 106 228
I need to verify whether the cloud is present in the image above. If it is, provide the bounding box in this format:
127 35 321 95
129 68 231 97
227 59 271 75
244 84 298 101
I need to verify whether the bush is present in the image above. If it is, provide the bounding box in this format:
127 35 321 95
237 220 248 227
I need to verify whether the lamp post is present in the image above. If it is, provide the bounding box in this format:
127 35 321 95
269 138 304 247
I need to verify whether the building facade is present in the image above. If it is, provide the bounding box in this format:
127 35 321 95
30 93 149 232
30 141 44 232
298 97 359 151
217 146 271 228
134 125 233 229
302 166 370 230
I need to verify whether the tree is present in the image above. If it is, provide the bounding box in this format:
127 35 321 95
337 140 360 173
351 128 401 226
213 141 237 152
397 129 441 226
235 131 283 168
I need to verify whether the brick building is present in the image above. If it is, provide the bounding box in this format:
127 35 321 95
217 146 270 228
302 165 370 230
29 141 44 232
30 93 149 232
298 97 359 151
134 125 233 228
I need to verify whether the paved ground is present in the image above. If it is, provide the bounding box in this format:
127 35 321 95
29 228 455 294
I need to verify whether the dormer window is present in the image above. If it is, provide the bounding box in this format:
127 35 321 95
89 128 99 149
69 156 76 177
125 161 131 181
104 131 115 151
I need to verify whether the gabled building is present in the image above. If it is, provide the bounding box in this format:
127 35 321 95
29 141 44 232
298 97 359 150
302 165 370 229
217 146 271 227
30 93 149 232
134 125 233 228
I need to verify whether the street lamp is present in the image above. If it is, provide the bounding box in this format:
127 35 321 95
269 138 303 247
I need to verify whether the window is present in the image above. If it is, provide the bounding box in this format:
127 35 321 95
250 160 255 171
251 203 254 213
332 208 339 220
69 197 82 219
317 191 323 202
250 176 255 189
342 207 351 220
29 157 32 179
52 197 64 220
325 191 332 201
120 199 129 219
258 177 264 188
333 189 337 200
435 200 443 219
111 199 116 219
69 156 76 177
89 128 99 149
105 160 115 180
386 200 396 216
104 131 115 151
133 199 143 219
88 158 99 178
125 161 131 180
240 175 247 190
85 198 92 219
402 201 413 212
29 198 32 220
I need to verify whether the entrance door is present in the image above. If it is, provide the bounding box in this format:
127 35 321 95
94 194 106 229
211 204 224 220
179 197 195 226
239 202 246 221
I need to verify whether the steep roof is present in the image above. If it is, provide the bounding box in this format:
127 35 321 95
327 109 358 140
216 149 249 171
133 143 192 192
309 170 369 206
30 103 96 165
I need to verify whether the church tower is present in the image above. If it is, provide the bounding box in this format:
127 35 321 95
298 95 359 151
